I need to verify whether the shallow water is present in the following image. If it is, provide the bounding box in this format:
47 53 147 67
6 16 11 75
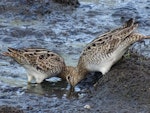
0 0 150 112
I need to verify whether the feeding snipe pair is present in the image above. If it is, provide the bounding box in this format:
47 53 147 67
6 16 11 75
3 19 150 87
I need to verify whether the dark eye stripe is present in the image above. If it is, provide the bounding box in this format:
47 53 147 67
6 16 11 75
67 76 70 80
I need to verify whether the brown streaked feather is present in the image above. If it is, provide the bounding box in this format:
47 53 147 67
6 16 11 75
122 33 150 46
92 18 135 42
3 47 25 64
35 51 65 74
81 19 138 58
3 48 66 75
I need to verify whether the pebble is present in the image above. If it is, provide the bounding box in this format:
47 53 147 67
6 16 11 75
84 104 91 109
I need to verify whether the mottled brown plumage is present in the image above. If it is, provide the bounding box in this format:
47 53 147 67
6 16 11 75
3 48 69 83
65 19 150 87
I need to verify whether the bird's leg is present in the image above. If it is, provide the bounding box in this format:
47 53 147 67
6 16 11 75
66 86 79 98
27 74 34 83
70 85 75 92
35 77 45 84
68 85 75 96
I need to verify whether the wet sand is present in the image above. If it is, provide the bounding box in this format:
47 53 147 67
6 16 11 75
0 0 150 113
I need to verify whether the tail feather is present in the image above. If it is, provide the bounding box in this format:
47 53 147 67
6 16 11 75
121 33 150 48
124 18 135 28
127 33 150 44
118 20 138 40
3 47 20 57
3 52 10 56
133 33 150 40
8 47 20 53
145 36 150 39
3 47 24 64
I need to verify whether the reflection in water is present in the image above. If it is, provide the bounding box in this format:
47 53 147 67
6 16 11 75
26 80 85 99
26 80 69 98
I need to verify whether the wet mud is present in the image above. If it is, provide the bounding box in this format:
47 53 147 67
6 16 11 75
0 53 149 113
0 0 150 113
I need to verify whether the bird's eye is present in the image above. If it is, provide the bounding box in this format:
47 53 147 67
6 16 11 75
67 76 70 80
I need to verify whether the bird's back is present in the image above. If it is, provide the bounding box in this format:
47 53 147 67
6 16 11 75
3 48 66 77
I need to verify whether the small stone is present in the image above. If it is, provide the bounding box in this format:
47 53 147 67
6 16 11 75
84 104 91 109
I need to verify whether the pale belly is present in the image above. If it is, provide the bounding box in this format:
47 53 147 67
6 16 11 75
86 46 127 75
23 65 58 83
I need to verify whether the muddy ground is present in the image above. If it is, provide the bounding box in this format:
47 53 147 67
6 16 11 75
0 0 150 113
0 52 150 113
